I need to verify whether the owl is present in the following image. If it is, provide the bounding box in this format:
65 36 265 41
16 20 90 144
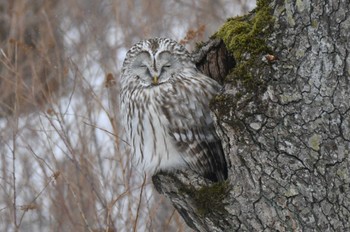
120 38 228 181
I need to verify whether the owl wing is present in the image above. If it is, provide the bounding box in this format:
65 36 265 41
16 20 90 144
169 124 228 182
161 73 228 181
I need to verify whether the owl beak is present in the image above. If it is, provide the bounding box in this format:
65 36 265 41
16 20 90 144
152 76 159 85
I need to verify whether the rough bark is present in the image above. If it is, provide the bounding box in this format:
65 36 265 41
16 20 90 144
153 0 350 231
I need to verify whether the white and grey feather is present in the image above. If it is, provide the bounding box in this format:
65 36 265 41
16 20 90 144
120 38 227 181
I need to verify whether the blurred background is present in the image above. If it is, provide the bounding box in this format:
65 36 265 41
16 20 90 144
0 0 255 231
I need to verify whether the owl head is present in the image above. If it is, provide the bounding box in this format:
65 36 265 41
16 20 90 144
121 38 196 87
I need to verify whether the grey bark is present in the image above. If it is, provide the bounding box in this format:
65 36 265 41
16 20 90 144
153 0 350 231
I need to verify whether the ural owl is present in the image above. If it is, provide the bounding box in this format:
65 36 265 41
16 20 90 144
120 38 228 181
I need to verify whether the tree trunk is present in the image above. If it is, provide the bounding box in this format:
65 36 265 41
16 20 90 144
153 0 350 231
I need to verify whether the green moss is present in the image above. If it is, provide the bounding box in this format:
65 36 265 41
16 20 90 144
212 94 230 103
195 41 205 50
180 181 230 216
214 0 274 88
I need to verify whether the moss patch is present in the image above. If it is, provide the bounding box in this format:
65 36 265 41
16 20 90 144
214 0 274 89
180 181 230 216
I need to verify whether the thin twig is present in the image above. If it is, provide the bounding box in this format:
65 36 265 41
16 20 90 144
12 132 17 231
61 175 94 232
18 173 56 226
12 41 19 231
133 174 147 232
82 120 130 146
105 188 131 232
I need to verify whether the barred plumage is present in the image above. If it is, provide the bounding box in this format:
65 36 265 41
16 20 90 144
120 38 227 181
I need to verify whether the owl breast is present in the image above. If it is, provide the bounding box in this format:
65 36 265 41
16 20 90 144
126 84 187 174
